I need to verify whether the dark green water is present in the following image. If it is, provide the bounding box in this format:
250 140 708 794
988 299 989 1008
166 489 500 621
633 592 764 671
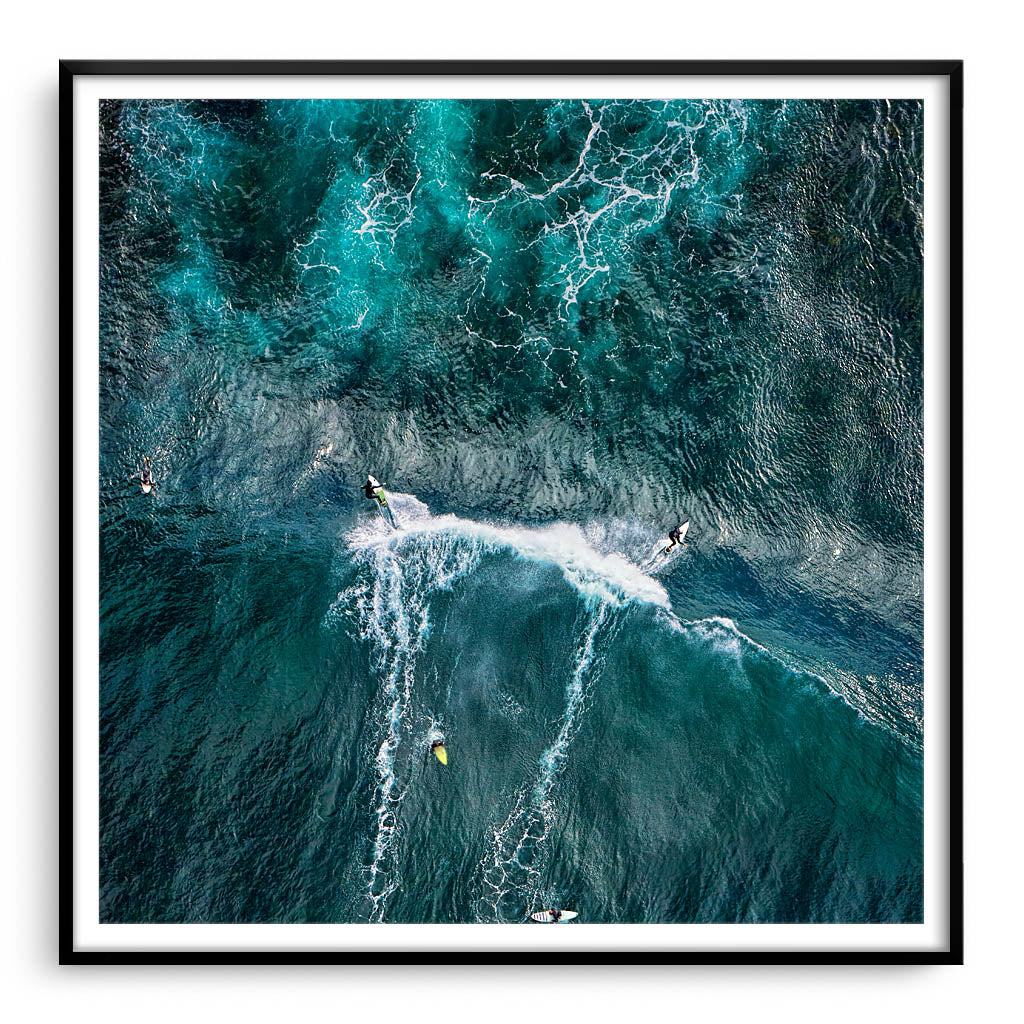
99 98 923 923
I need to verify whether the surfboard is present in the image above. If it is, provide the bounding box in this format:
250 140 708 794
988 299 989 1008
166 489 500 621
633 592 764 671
530 910 578 923
432 743 448 765
141 483 152 494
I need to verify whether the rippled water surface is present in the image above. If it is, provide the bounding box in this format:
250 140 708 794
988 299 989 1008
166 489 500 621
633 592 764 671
99 98 923 923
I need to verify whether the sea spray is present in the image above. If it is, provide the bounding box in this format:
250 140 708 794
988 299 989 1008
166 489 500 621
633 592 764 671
329 518 483 919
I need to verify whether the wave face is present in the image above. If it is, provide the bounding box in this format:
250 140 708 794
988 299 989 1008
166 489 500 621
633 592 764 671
98 98 924 923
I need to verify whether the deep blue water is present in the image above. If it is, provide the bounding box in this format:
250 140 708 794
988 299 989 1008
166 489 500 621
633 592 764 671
99 98 923 923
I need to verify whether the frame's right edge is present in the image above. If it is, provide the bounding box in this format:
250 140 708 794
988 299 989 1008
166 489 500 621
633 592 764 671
947 59 964 967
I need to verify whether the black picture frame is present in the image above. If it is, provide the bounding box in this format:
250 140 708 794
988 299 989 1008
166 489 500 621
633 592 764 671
62 58 963 965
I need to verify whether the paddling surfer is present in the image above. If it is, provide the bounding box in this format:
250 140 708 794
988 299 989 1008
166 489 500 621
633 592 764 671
132 456 156 495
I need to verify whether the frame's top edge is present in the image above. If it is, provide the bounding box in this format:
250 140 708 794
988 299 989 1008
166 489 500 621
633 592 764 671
59 58 964 77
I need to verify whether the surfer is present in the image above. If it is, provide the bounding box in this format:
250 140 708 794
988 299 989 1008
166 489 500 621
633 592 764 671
132 456 156 495
664 524 687 554
364 475 399 528
363 475 387 507
549 908 562 923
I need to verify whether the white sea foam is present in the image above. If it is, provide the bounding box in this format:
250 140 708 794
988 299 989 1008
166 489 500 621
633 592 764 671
347 493 671 612
328 506 483 920
465 100 711 319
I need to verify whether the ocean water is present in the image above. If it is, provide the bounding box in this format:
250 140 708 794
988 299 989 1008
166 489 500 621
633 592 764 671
99 98 924 924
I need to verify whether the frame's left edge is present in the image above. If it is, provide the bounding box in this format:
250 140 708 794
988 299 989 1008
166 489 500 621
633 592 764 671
59 57 76 966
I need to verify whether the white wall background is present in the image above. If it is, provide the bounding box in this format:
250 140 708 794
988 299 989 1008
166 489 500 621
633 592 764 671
1 4 1017 1020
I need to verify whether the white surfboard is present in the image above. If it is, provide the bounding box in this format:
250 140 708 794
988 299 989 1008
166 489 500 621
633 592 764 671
530 910 578 923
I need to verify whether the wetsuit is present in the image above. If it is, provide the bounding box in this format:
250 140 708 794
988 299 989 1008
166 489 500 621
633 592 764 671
663 525 685 555
136 458 155 492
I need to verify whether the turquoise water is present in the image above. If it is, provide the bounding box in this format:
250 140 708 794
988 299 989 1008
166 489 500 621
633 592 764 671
99 98 923 923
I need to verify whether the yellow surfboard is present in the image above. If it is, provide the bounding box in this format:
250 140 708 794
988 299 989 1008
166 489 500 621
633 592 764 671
433 743 448 765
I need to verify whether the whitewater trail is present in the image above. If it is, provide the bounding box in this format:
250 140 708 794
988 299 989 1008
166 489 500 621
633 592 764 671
325 493 670 920
326 501 482 920
475 601 623 921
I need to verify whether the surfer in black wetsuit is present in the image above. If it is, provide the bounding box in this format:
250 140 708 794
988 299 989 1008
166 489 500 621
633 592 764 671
132 456 156 495
664 524 686 554
363 476 387 506
363 475 400 528
549 908 562 923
